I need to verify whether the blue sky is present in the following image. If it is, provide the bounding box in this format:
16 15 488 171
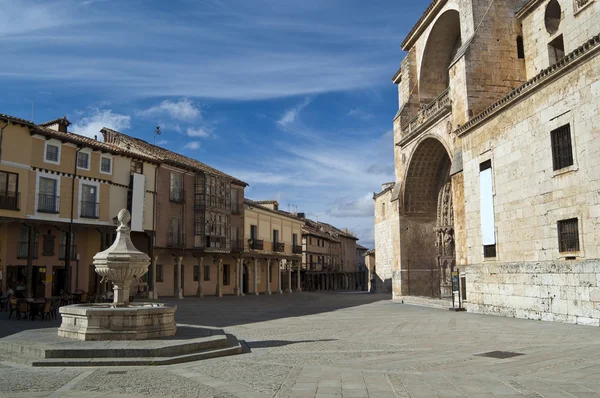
0 0 427 248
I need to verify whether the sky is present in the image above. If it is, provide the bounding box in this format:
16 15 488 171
0 0 428 248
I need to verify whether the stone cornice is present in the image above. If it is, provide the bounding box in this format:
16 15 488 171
516 0 545 19
401 0 448 51
455 33 600 137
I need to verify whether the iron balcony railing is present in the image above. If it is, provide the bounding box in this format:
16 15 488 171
170 189 185 203
80 201 99 219
168 231 183 247
0 193 19 211
273 242 284 252
293 245 302 254
231 204 242 215
249 239 263 251
38 194 59 214
231 239 244 252
59 244 77 260
17 241 38 259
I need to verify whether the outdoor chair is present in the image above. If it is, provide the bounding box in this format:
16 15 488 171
16 300 30 320
80 292 88 303
0 294 11 311
8 296 18 319
36 301 52 321
50 299 60 320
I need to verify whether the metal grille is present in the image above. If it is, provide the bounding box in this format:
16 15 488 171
475 351 524 359
551 124 573 171
558 218 579 253
483 244 496 258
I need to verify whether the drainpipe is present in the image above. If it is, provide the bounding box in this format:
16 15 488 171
150 164 158 297
64 145 83 293
0 122 8 162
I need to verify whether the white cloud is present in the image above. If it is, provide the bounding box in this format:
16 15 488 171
327 193 374 218
348 108 373 120
183 141 200 150
277 98 311 129
138 99 200 121
187 127 211 138
71 109 130 138
156 140 168 145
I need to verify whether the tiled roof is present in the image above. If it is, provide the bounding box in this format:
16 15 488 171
456 33 600 136
356 244 369 251
254 200 279 205
0 113 35 126
101 127 248 186
39 117 71 127
244 199 303 221
31 125 159 164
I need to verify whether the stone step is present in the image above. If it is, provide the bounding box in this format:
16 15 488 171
31 340 243 367
395 296 454 310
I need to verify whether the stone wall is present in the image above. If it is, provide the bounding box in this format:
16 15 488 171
522 0 600 79
467 260 600 326
461 34 600 325
374 189 398 293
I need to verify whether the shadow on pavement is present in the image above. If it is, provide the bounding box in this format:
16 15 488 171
158 291 391 328
246 339 337 349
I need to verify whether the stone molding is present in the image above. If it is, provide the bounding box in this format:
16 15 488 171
455 33 600 137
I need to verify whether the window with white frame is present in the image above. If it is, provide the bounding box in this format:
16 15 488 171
45 144 60 163
100 156 112 174
77 152 90 169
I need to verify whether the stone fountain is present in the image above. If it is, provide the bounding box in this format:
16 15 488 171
58 209 177 341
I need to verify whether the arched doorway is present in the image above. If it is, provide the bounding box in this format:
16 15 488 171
401 138 454 298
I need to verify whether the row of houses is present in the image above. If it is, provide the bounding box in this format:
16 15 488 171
0 114 366 299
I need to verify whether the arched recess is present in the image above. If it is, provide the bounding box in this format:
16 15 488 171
419 10 462 103
400 137 455 298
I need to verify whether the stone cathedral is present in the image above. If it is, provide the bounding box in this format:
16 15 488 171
374 0 600 325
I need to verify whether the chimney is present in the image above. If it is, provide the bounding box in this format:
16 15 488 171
40 116 71 133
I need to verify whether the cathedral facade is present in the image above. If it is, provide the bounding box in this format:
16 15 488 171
374 0 600 325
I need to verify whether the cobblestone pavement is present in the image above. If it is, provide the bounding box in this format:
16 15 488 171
2 292 600 397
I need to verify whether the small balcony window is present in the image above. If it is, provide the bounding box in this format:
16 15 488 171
0 171 19 211
45 144 60 163
100 157 112 174
77 152 90 170
170 172 184 202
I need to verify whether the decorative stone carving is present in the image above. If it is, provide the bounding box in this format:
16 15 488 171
435 182 455 298
93 209 150 307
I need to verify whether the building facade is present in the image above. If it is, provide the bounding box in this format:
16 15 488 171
101 128 247 299
0 115 156 299
242 200 303 294
374 0 600 325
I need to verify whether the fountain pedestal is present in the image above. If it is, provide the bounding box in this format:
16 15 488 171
58 209 176 341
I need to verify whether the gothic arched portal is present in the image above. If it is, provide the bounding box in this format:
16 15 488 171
401 138 455 298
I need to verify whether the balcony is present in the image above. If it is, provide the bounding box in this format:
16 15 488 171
80 201 99 219
38 194 59 214
293 245 302 254
59 244 77 260
231 204 242 215
231 239 244 252
168 231 183 248
17 241 38 259
249 239 263 251
273 242 284 253
170 189 185 204
0 193 19 211
401 88 451 141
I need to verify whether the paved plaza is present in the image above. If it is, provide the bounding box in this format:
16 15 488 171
1 292 600 397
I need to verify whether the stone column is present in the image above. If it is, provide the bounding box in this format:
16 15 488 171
234 257 240 296
253 259 259 296
287 260 293 293
238 258 245 296
216 258 223 297
176 256 183 299
150 254 159 300
296 260 302 292
266 259 272 295
196 256 204 297
277 260 283 294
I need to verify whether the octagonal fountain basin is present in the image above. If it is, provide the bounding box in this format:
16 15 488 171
58 302 177 341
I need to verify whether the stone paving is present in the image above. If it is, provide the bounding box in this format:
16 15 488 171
1 292 600 397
